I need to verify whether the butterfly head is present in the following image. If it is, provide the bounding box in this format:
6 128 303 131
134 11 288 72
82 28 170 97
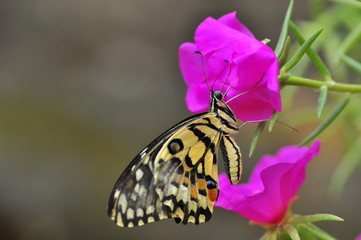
210 90 237 124
213 90 224 101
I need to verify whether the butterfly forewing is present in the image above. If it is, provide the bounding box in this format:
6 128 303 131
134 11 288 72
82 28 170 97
108 91 242 227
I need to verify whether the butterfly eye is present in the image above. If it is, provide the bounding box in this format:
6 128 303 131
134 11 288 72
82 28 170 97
168 139 184 154
214 91 223 100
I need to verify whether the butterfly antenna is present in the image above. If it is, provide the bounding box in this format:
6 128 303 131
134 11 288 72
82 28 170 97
225 90 251 103
225 73 266 103
218 61 232 92
194 51 211 92
224 69 238 97
275 120 299 132
238 118 299 133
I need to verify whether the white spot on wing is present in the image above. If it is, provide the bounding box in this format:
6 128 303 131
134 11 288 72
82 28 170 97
114 189 121 199
130 193 137 201
146 205 155 215
127 208 135 219
176 184 188 201
139 185 147 196
134 183 140 192
163 199 174 210
147 216 155 223
155 187 164 199
119 194 127 213
165 183 178 196
136 208 144 217
135 169 144 181
116 212 124 226
140 148 148 159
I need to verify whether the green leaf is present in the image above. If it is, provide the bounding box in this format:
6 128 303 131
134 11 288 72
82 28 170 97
289 21 332 81
317 85 328 118
288 214 344 224
268 111 279 132
259 231 278 240
329 136 361 197
330 0 361 9
297 226 318 240
300 93 351 146
249 121 267 157
278 36 291 68
275 0 294 58
301 223 338 240
281 28 324 74
283 224 300 240
340 54 361 74
338 22 361 54
283 75 361 93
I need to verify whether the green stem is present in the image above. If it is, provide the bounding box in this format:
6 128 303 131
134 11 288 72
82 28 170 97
282 75 361 93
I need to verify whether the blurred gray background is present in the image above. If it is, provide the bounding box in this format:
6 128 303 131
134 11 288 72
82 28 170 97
0 0 360 239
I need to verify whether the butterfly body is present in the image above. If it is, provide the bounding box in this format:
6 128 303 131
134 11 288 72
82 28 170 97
108 91 242 227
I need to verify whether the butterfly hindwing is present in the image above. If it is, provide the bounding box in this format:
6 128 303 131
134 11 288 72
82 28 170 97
160 117 222 224
108 112 225 227
220 135 242 185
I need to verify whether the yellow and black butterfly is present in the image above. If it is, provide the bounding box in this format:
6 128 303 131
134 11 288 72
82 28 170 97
107 89 242 227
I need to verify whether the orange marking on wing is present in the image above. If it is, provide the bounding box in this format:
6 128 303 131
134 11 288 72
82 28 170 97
196 180 207 189
184 165 193 172
191 185 198 199
183 176 190 186
207 189 218 202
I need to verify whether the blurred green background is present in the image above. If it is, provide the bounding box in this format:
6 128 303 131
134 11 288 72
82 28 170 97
0 0 360 239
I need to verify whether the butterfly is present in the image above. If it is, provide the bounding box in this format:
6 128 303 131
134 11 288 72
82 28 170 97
107 90 242 227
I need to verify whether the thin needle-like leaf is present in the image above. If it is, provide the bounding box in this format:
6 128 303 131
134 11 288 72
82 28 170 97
282 28 324 74
275 0 294 58
278 36 291 68
249 121 267 157
317 85 328 118
340 54 361 74
300 94 351 146
283 224 301 240
298 226 318 240
339 22 361 54
288 214 344 224
268 111 279 132
302 223 338 240
289 21 332 81
329 136 361 197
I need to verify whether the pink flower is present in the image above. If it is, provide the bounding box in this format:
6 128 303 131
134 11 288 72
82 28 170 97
179 12 282 122
215 141 321 225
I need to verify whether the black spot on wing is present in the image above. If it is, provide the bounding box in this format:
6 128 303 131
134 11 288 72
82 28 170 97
198 189 207 196
168 138 184 155
206 175 217 189
185 155 193 168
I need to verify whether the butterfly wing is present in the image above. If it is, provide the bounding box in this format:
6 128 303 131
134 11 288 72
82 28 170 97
220 135 242 185
108 113 224 227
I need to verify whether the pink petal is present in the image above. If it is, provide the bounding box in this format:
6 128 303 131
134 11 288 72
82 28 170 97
185 82 211 113
195 17 259 58
179 12 282 122
354 234 361 240
217 12 255 38
215 141 321 224
178 42 201 86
